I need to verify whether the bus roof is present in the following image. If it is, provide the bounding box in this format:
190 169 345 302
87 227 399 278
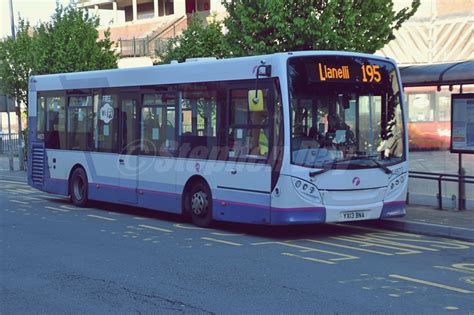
30 51 395 92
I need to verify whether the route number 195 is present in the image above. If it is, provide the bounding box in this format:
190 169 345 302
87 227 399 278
361 65 381 83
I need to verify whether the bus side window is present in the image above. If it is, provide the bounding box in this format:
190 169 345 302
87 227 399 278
93 92 119 153
67 95 93 151
140 92 177 156
37 96 45 140
44 95 66 149
179 83 221 159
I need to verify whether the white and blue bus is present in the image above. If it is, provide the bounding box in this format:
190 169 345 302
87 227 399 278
28 51 408 227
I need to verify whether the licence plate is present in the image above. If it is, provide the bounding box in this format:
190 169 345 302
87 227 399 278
340 211 367 221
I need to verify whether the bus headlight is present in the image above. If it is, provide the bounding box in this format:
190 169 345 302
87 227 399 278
291 177 322 204
385 173 407 199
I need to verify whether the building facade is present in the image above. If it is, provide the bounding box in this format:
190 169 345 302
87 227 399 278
78 0 226 60
377 0 473 65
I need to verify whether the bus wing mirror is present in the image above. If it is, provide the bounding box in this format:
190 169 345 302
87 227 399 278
257 65 272 77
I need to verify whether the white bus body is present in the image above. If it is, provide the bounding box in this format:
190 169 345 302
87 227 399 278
28 51 408 226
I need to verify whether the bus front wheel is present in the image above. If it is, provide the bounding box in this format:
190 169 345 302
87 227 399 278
186 181 213 228
69 167 89 207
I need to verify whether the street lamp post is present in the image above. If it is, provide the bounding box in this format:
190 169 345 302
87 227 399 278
5 95 14 171
9 0 25 171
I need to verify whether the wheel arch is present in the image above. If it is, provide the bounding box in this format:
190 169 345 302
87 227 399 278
67 163 88 196
181 175 211 214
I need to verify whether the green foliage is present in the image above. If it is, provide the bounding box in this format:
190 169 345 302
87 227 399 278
158 14 229 64
223 0 420 56
33 5 117 75
0 5 118 108
0 19 33 108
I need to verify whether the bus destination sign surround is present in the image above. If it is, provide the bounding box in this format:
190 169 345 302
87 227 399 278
316 61 383 83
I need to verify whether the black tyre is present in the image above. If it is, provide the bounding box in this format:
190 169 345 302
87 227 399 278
185 181 213 228
69 167 89 207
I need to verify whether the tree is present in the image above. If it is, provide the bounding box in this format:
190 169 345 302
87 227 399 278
223 0 420 56
0 5 117 109
158 14 229 64
33 5 117 76
0 19 33 108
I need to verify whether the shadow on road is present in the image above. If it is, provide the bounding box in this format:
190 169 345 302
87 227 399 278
43 196 382 240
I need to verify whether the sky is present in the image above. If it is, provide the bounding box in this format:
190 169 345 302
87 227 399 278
0 0 71 38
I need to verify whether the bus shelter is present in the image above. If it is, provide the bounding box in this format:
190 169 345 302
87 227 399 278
399 60 474 210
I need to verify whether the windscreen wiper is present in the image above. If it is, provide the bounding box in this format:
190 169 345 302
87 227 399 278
369 158 392 174
309 167 330 177
308 155 392 177
308 159 350 177
350 154 393 174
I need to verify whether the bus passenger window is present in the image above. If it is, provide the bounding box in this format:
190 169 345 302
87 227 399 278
179 83 222 158
45 95 66 149
67 95 93 151
94 93 118 153
141 92 177 156
37 96 45 140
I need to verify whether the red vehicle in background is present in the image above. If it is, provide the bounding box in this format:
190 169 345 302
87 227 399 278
408 120 450 150
405 86 461 151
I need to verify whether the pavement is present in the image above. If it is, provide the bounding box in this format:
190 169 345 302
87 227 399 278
1 155 473 242
360 205 474 242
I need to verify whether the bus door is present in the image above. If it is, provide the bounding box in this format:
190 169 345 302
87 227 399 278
118 93 140 204
214 84 275 223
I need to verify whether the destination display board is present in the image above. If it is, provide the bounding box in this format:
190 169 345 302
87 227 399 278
451 93 474 154
299 56 395 85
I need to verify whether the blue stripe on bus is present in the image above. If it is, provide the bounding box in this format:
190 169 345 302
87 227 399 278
380 201 406 218
40 176 329 225
213 199 271 224
43 178 68 195
270 206 326 225
138 189 181 214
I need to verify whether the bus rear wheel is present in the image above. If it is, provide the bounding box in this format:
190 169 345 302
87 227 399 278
186 181 213 228
69 167 89 207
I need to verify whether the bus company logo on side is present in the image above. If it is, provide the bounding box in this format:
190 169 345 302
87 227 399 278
100 102 114 124
352 177 361 186
318 63 350 81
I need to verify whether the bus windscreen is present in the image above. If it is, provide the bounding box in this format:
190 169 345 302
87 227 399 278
288 56 405 169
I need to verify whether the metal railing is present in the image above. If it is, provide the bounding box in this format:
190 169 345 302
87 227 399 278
0 133 19 154
409 171 474 210
118 37 171 58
